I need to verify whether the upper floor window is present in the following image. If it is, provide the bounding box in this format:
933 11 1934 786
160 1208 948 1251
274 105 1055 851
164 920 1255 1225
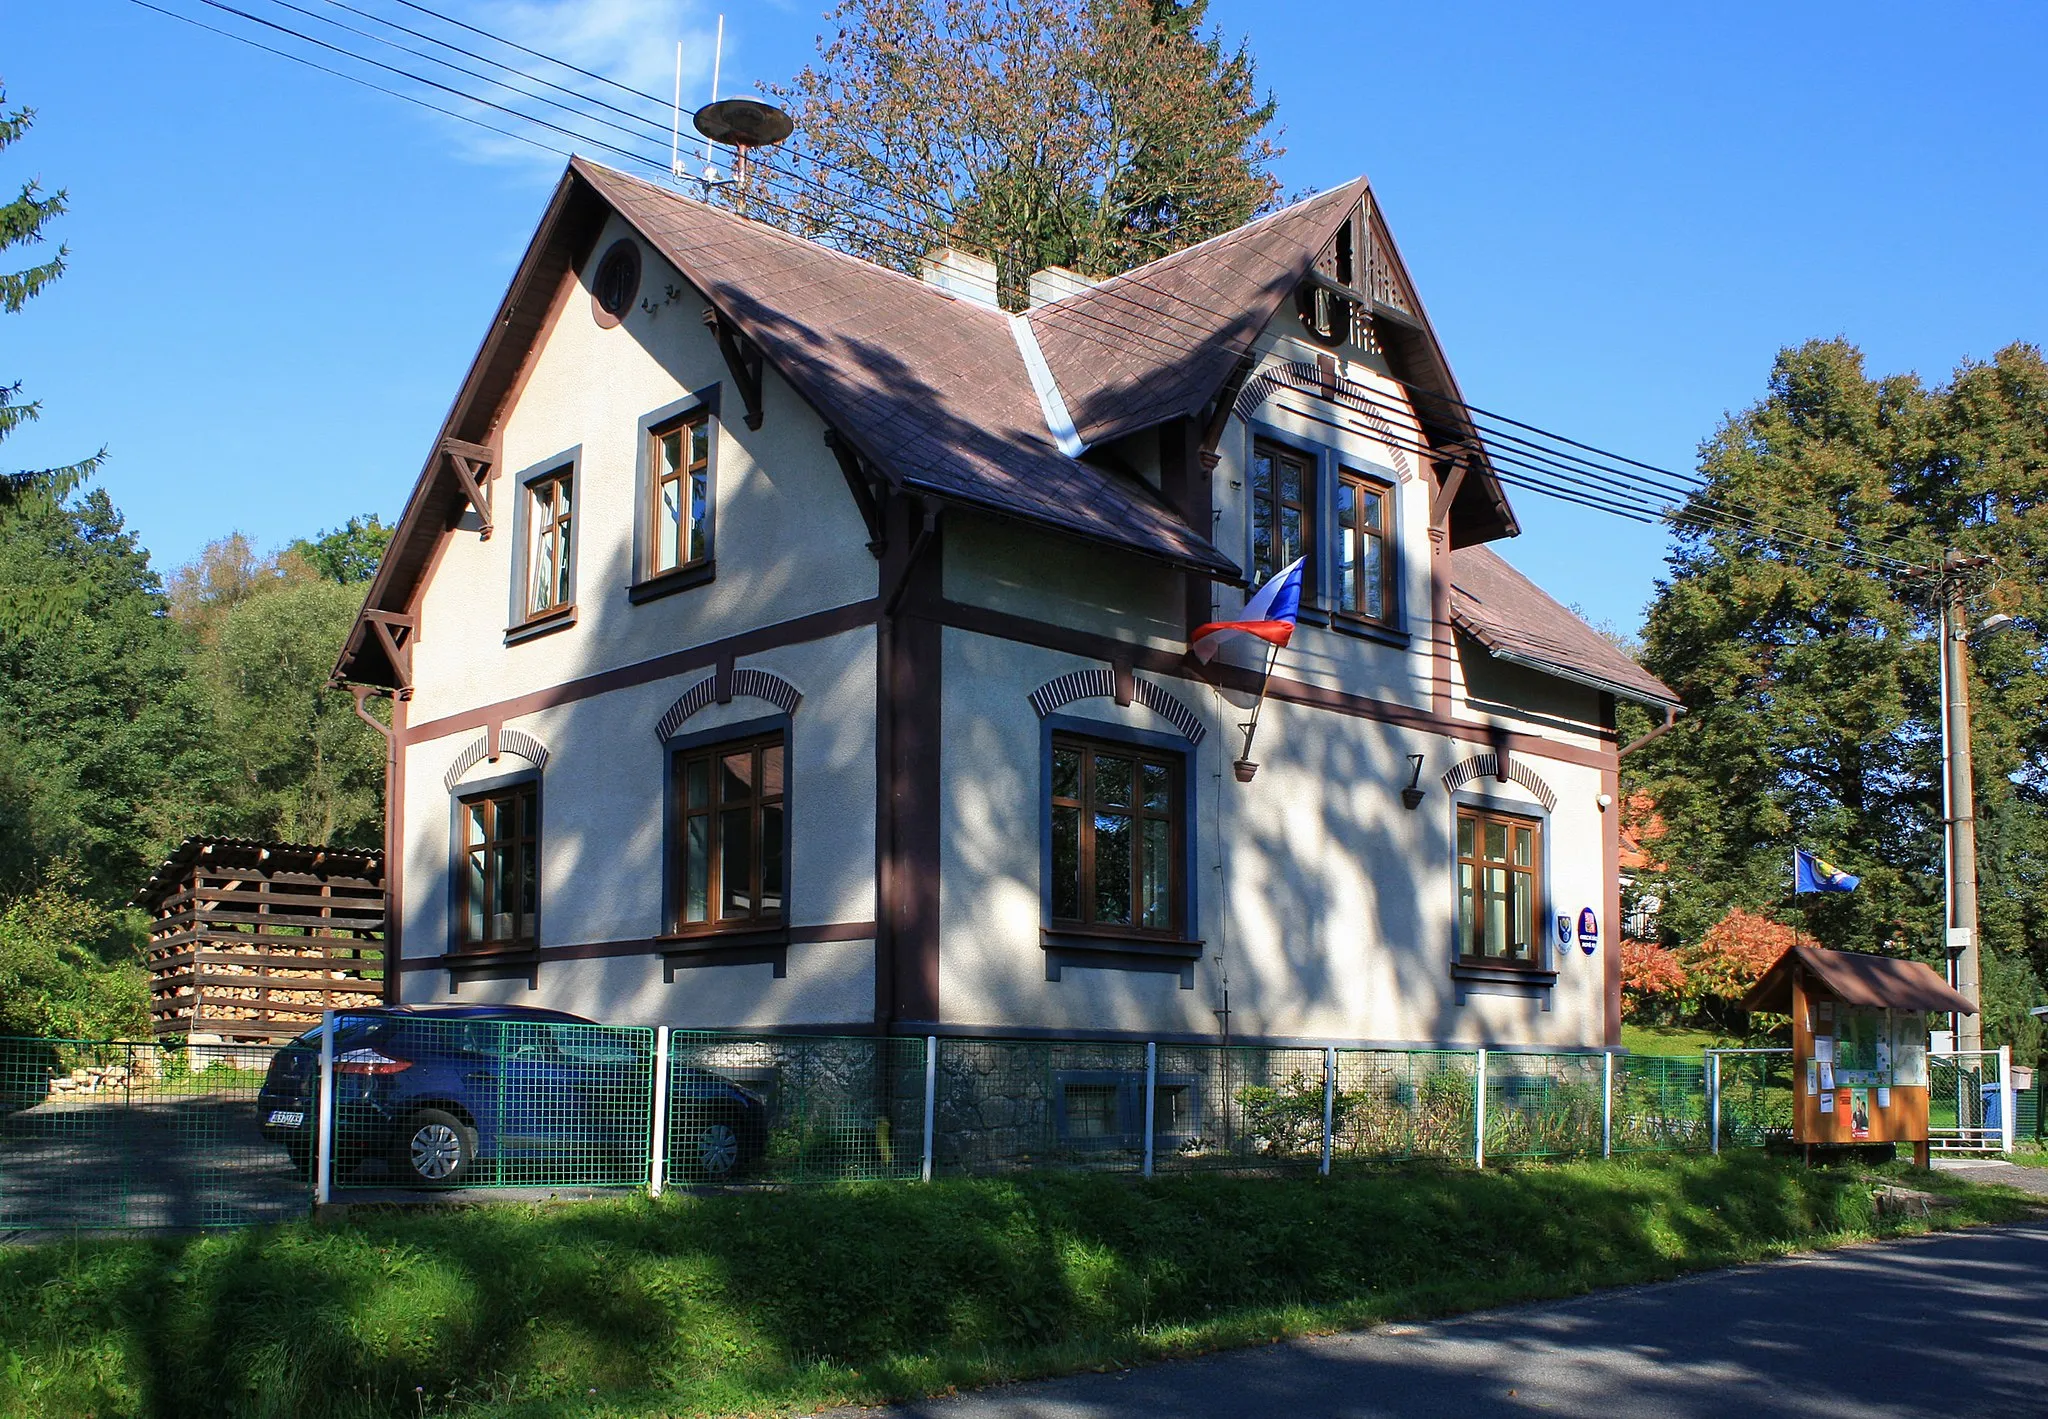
1250 440 1312 589
1457 806 1542 968
672 732 785 934
460 782 538 950
1050 734 1183 938
1336 470 1394 624
526 470 574 618
649 412 710 578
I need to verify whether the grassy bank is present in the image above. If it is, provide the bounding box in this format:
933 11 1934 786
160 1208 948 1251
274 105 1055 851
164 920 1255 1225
3 1154 2037 1419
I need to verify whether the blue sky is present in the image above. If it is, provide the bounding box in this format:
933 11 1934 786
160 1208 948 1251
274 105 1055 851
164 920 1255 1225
8 0 2046 633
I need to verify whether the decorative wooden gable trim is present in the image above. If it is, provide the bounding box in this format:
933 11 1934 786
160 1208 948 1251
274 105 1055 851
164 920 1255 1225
439 437 496 540
1028 667 1206 745
653 667 803 742
1441 751 1557 813
703 308 765 430
362 609 417 692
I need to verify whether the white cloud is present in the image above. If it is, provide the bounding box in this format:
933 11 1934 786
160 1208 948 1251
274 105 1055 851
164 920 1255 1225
412 0 725 175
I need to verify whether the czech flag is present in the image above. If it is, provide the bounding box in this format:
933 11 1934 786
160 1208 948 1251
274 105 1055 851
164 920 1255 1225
1794 848 1860 894
1190 558 1305 664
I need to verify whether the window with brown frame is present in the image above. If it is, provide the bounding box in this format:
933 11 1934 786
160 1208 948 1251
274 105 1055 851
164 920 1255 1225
671 733 785 934
1456 806 1542 966
1335 470 1395 624
525 470 574 617
1249 440 1311 590
1049 735 1182 937
647 411 710 578
459 783 539 950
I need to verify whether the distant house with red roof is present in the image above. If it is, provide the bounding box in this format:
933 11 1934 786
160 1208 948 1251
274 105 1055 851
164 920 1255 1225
334 159 1680 1052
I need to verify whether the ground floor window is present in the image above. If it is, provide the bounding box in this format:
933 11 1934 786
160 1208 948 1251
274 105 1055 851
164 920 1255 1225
1049 734 1184 937
1456 805 1543 966
671 732 785 933
459 782 538 949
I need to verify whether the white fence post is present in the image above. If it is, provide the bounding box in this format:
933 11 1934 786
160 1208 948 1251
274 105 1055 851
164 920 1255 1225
2000 1044 2015 1156
1320 1046 1336 1177
314 1009 336 1207
1709 1051 1722 1156
649 1026 671 1198
1602 1051 1614 1159
921 1036 938 1182
1143 1042 1158 1178
1474 1048 1488 1169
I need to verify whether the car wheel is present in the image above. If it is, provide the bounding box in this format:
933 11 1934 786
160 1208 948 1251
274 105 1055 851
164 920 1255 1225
400 1108 476 1187
681 1114 744 1179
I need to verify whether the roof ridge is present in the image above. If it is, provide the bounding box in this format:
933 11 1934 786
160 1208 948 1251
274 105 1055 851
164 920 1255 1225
1031 177 1368 312
574 157 1013 329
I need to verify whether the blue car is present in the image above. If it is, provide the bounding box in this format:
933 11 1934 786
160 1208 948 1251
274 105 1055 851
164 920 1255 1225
256 1004 767 1187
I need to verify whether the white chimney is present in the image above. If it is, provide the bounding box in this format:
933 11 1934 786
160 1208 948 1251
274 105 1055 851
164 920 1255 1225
1027 265 1097 307
920 248 1000 308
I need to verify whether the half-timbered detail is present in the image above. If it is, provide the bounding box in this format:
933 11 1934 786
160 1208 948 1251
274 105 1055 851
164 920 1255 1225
136 838 385 1044
333 155 1680 1054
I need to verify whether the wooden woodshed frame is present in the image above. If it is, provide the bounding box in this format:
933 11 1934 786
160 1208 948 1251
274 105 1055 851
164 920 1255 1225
136 837 387 1043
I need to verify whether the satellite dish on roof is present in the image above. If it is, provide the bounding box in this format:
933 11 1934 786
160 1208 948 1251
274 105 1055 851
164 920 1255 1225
694 98 793 149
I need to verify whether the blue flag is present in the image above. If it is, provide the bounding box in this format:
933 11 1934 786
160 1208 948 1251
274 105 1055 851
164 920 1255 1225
1794 848 1860 894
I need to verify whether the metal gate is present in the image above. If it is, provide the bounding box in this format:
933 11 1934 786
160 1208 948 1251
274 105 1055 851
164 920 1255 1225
1929 1047 2014 1156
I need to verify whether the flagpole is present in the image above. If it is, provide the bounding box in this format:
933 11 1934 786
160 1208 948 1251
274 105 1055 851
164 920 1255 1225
1233 640 1282 780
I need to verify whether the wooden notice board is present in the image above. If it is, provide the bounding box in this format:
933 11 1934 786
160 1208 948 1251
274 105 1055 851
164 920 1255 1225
1790 970 1929 1146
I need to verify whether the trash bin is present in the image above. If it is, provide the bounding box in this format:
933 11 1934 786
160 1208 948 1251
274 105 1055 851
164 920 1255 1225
1982 1082 2002 1131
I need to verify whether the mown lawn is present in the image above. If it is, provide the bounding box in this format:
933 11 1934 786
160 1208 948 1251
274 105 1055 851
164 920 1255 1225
2 1153 2038 1419
1619 1022 1742 1056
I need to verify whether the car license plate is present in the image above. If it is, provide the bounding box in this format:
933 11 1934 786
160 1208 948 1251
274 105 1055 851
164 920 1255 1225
267 1110 305 1128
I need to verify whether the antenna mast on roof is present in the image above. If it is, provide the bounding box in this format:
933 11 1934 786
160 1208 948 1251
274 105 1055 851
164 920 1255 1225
687 14 794 203
701 14 725 184
670 41 684 181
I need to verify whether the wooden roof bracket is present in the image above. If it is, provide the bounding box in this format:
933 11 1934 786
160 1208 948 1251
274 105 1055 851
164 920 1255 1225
1429 446 1470 535
704 308 764 430
825 428 889 557
363 609 417 695
1199 349 1262 470
439 437 495 540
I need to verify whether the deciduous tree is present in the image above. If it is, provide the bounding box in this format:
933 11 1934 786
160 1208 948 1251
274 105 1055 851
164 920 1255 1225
767 0 1281 307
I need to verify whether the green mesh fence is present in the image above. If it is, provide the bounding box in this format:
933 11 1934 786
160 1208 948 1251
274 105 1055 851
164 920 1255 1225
1612 1054 1709 1153
1710 1051 1793 1147
933 1038 1151 1173
1154 1044 1329 1172
1330 1048 1479 1164
0 1035 304 1231
320 1014 654 1191
1484 1051 1605 1159
6 1021 1811 1231
666 1032 927 1185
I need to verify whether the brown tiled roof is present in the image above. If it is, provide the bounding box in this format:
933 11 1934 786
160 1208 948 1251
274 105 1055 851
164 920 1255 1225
1025 181 1368 448
135 836 384 911
577 160 1237 576
1450 544 1681 708
1743 945 1976 1015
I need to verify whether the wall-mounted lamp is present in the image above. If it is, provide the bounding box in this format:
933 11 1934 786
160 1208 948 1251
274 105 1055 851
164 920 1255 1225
1401 754 1426 810
1596 792 1614 811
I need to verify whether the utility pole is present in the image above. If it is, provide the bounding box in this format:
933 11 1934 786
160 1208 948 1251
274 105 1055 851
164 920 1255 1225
1939 555 1984 1052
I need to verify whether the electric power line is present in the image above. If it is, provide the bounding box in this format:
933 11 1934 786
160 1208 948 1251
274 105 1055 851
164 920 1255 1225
131 0 1944 574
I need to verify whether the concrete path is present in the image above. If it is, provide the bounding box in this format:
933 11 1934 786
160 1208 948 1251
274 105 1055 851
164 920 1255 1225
844 1219 2048 1419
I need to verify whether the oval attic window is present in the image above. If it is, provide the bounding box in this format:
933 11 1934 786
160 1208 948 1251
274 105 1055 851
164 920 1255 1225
592 239 641 328
1295 281 1350 348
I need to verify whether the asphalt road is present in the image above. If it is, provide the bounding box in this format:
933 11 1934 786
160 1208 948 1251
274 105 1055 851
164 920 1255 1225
848 1216 2048 1419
